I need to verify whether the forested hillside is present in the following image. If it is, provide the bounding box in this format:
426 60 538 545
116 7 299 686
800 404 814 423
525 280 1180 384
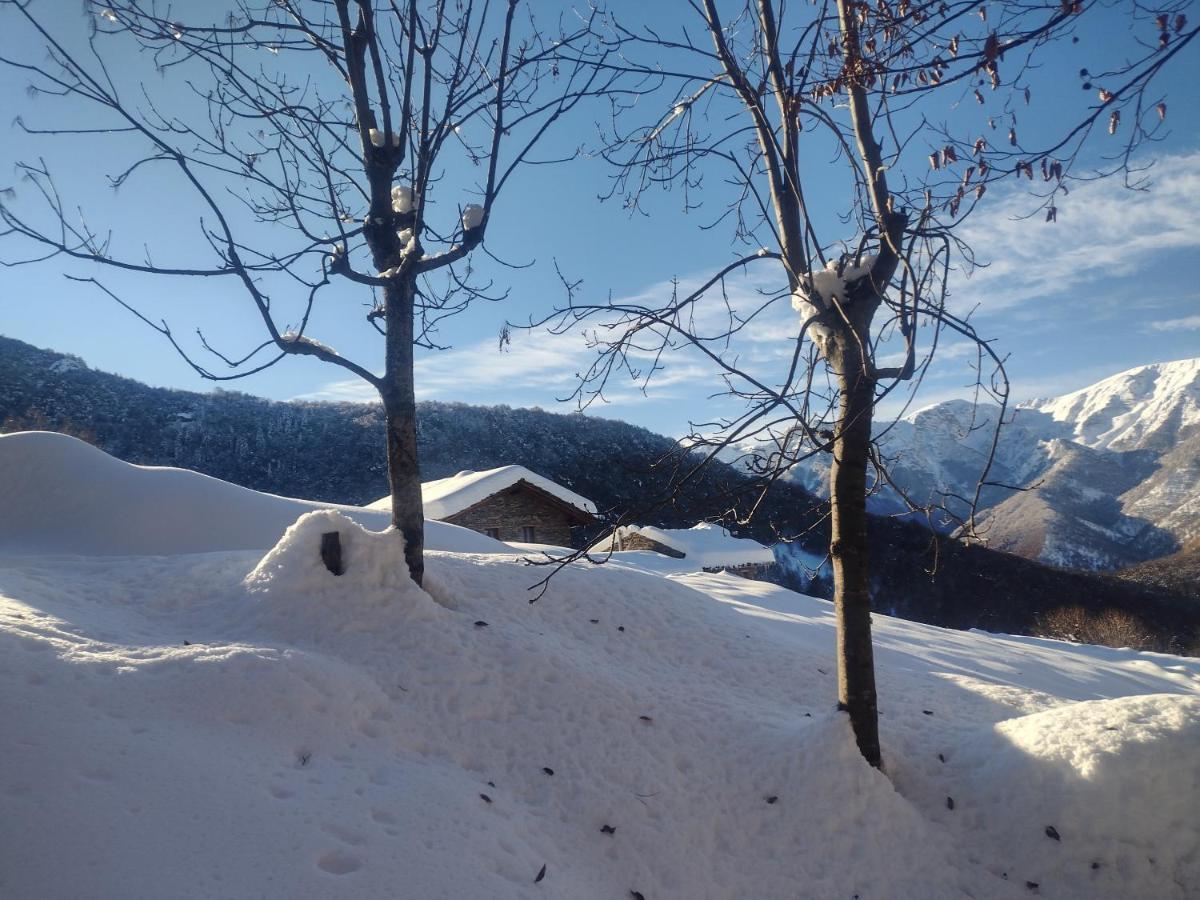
0 335 778 520
3 334 1196 653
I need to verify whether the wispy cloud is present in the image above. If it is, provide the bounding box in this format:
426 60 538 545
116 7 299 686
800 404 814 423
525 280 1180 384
299 331 585 404
299 260 793 408
297 326 721 409
951 151 1200 314
1145 313 1200 333
298 378 380 403
299 154 1199 416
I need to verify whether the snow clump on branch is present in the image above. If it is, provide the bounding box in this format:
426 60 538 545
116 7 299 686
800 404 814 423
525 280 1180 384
791 254 877 342
367 129 401 148
461 204 484 231
280 331 339 356
391 186 414 214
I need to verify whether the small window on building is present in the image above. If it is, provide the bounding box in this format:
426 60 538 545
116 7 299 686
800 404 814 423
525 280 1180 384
521 525 536 543
485 527 500 540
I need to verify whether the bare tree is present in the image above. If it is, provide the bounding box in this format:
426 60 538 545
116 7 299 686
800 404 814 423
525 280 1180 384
0 0 613 585
539 0 1195 767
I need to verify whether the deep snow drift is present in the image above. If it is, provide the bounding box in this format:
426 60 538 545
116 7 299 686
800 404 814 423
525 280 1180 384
0 431 507 555
1 433 1198 899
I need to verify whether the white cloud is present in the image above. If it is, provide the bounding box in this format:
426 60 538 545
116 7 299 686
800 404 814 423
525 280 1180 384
297 326 723 409
950 152 1200 314
299 154 1200 417
298 378 379 403
414 335 582 399
298 332 586 404
299 257 794 408
1145 314 1200 333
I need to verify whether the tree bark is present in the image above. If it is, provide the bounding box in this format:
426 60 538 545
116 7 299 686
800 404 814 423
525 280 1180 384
827 325 882 769
383 277 425 586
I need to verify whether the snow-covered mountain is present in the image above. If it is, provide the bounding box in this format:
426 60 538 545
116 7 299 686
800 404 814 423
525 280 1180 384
986 358 1200 569
783 358 1200 571
1031 357 1200 451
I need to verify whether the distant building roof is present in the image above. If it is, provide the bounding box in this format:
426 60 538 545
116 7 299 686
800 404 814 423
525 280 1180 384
597 523 775 568
367 465 597 521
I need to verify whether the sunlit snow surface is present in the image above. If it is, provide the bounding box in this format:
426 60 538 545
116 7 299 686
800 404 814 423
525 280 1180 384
1 433 1197 899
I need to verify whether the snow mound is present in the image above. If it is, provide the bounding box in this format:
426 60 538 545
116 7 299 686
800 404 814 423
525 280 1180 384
0 431 511 556
244 510 441 634
931 694 1200 897
4 433 1200 898
2 542 1199 896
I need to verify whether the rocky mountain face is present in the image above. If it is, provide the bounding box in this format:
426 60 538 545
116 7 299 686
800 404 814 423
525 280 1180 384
780 359 1200 572
3 334 1198 653
983 359 1200 570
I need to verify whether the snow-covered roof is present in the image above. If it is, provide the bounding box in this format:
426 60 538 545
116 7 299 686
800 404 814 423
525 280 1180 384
598 522 774 568
367 465 597 521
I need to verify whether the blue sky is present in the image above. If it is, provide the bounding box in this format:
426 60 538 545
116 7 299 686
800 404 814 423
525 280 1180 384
1 3 1197 439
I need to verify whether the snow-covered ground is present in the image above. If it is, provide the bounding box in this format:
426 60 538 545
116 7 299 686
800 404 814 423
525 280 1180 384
1 432 1198 899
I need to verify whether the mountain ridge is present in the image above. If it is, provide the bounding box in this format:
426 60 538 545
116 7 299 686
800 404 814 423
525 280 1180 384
775 357 1200 572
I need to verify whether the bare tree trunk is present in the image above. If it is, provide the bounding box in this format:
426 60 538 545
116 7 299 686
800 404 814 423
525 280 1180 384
827 327 882 768
383 278 425 586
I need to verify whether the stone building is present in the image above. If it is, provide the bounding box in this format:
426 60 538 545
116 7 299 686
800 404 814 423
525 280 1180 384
368 465 597 547
595 522 776 580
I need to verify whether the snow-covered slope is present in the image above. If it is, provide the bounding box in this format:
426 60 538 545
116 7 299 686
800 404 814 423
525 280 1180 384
984 359 1200 568
1 428 1199 898
2 518 1199 898
777 359 1200 571
976 438 1175 570
0 431 509 556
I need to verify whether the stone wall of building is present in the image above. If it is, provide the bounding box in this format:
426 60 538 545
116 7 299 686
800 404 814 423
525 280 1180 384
444 487 577 546
613 532 686 558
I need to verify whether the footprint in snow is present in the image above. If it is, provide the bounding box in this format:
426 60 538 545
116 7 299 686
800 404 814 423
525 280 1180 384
316 850 362 875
